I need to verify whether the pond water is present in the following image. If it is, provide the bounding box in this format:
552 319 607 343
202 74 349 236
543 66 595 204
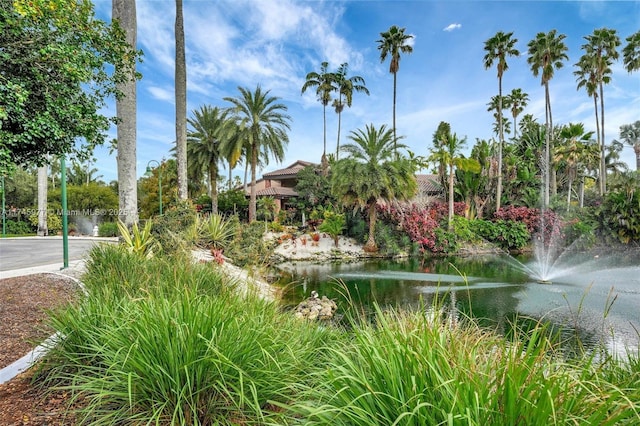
272 250 640 357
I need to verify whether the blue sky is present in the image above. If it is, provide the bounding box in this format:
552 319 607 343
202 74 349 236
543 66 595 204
91 0 640 184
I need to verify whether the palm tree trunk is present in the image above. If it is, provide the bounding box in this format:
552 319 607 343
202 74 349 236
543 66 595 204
566 176 572 212
113 0 138 227
448 163 454 230
543 83 551 209
37 165 48 236
579 177 585 208
598 82 607 195
593 93 602 195
209 165 218 214
548 90 557 200
364 202 378 252
635 145 640 171
336 110 342 159
496 78 504 212
392 71 398 156
249 141 258 222
175 0 188 200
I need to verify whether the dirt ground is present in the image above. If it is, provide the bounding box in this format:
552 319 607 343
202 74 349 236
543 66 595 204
0 273 81 425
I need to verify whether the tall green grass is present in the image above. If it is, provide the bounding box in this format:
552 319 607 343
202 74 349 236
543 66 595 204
38 245 340 425
282 305 640 425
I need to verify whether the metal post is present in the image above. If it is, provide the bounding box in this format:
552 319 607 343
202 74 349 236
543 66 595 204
60 156 69 268
1 175 5 238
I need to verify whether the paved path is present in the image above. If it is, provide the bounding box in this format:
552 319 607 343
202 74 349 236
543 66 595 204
0 236 116 277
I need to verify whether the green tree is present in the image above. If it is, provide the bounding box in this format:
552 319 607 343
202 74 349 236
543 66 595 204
294 165 333 208
505 88 529 139
0 0 138 169
614 121 640 171
429 123 480 228
553 123 595 210
332 124 417 252
623 30 640 74
332 63 369 159
225 86 291 222
301 61 336 171
527 29 569 209
483 31 520 212
377 25 414 149
186 105 234 214
581 28 621 195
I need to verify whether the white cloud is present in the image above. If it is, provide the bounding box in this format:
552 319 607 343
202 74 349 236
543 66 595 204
443 23 462 32
147 86 174 102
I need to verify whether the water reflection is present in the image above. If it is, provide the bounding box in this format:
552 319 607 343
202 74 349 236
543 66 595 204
272 252 640 357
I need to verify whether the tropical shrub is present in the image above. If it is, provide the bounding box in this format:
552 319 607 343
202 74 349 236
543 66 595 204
318 210 346 247
151 200 197 255
117 219 158 258
198 213 236 250
5 219 33 234
217 188 249 219
494 205 563 246
225 220 275 267
98 221 118 237
28 210 62 234
469 219 530 251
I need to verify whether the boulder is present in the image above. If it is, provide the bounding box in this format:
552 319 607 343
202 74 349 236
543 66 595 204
294 291 337 321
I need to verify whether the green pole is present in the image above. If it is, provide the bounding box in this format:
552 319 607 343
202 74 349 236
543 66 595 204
158 163 163 215
1 175 5 238
60 156 69 268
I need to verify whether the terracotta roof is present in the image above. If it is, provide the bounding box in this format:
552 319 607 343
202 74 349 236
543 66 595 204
416 174 444 194
255 186 298 198
262 160 315 178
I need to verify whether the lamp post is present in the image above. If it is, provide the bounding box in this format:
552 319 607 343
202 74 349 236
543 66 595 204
1 175 6 238
144 160 163 215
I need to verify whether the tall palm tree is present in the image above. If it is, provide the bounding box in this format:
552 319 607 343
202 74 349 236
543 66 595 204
623 30 640 74
224 86 291 222
527 29 568 209
615 120 640 171
483 31 519 212
332 63 369 159
554 123 594 210
377 25 414 149
332 124 417 252
186 105 234 214
574 54 601 191
581 28 621 195
301 61 336 172
112 0 138 226
175 0 188 200
505 88 529 139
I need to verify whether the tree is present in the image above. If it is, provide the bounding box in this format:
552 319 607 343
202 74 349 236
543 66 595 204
527 30 568 209
505 88 529 139
0 0 138 169
332 63 369 159
175 0 188 200
186 105 234 214
301 61 336 172
377 25 414 149
623 30 640 74
553 123 595 211
483 31 520 212
113 0 140 226
615 121 640 171
429 123 480 228
331 124 417 252
225 86 291 222
581 28 621 195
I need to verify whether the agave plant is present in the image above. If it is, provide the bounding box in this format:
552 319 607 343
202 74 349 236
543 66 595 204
199 213 236 250
117 219 158 258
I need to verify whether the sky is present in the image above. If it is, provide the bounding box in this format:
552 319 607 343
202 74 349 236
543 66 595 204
90 0 640 184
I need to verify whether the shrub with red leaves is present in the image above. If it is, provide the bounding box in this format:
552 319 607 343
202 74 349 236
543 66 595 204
494 206 563 246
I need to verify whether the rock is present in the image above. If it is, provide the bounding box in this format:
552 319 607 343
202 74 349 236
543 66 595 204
294 292 337 321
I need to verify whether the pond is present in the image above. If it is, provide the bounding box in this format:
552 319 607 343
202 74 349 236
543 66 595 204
272 250 640 357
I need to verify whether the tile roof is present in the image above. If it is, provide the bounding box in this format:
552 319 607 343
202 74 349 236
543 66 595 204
262 160 315 178
255 186 298 198
416 174 444 194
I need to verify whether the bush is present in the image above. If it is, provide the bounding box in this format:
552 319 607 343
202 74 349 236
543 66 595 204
225 220 275 267
470 219 530 251
5 219 33 235
318 210 345 247
28 210 62 234
98 221 118 237
151 200 197 255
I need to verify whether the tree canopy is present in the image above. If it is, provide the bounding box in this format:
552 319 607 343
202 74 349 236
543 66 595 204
0 0 139 170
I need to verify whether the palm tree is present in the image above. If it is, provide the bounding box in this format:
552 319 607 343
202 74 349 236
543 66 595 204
623 30 640 74
483 31 519 212
112 0 138 226
615 120 640 171
301 61 336 172
377 25 414 149
186 105 235 214
505 88 529 139
554 123 594 211
332 124 417 252
429 123 480 228
175 0 188 200
581 28 621 195
224 86 291 222
527 29 569 209
332 63 369 159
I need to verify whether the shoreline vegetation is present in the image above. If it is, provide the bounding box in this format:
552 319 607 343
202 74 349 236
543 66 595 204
13 237 638 424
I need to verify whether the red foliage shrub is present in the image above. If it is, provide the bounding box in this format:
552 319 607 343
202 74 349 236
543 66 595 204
493 206 564 246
